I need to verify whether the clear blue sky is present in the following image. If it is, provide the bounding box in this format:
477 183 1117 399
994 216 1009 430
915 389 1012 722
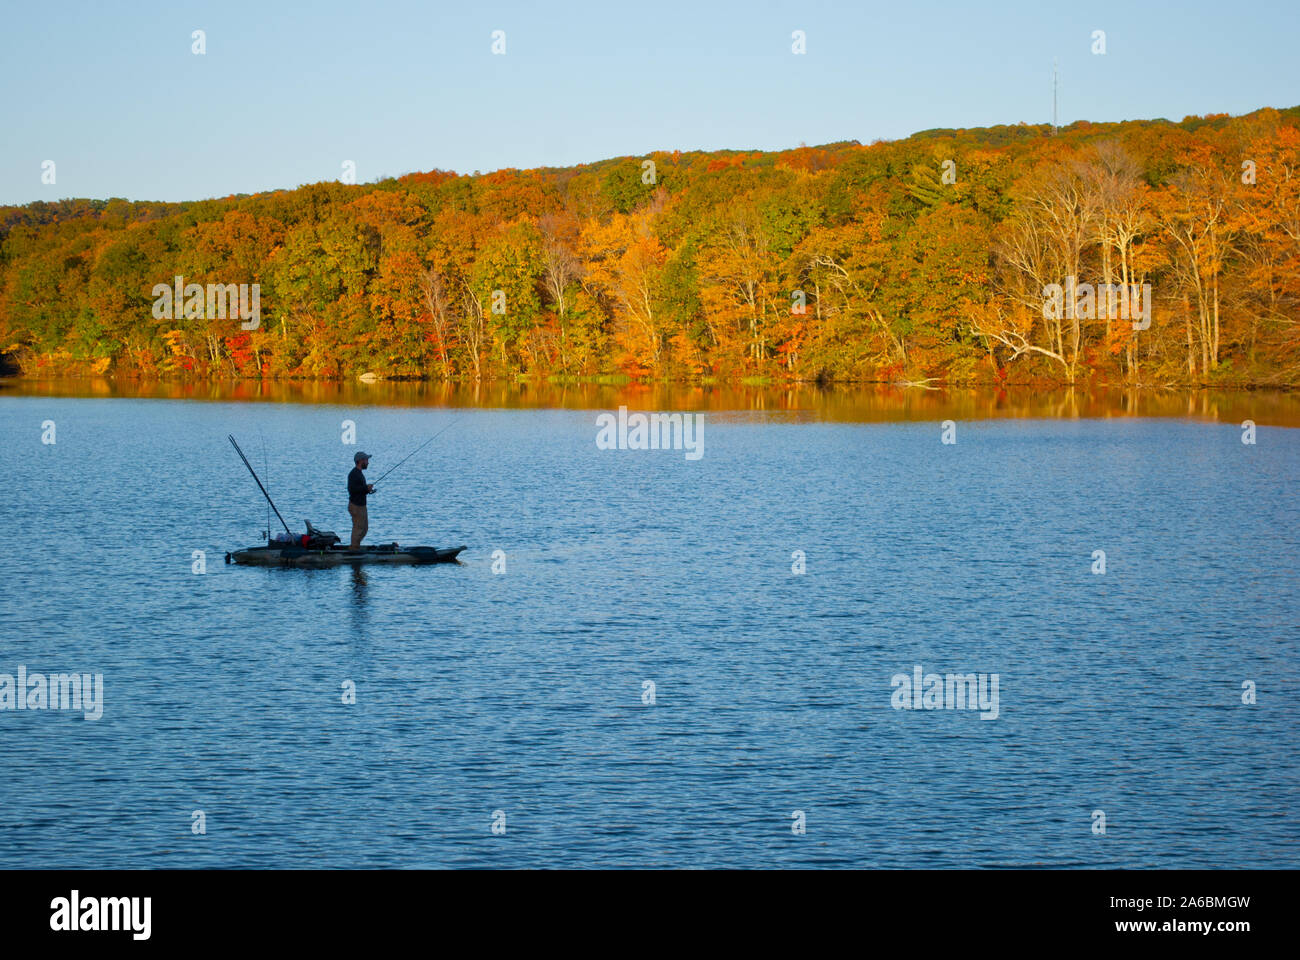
2 0 1298 205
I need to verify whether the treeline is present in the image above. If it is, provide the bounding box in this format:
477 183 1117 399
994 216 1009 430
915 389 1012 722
2 107 1298 386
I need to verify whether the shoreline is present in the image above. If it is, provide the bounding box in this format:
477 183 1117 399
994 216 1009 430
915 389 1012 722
4 371 1297 393
7 374 1300 427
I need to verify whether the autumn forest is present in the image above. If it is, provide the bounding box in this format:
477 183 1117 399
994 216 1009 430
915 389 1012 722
2 106 1298 387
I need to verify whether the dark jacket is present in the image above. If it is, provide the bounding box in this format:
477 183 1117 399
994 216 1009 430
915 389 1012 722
348 467 368 506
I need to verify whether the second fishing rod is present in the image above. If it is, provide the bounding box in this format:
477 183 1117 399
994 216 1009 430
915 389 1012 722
368 416 461 490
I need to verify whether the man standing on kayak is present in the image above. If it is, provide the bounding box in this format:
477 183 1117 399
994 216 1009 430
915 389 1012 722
347 451 375 551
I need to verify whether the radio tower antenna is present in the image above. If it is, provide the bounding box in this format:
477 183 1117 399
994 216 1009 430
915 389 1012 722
1052 59 1059 135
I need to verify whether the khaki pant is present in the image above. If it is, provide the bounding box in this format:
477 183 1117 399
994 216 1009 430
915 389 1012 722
348 502 368 550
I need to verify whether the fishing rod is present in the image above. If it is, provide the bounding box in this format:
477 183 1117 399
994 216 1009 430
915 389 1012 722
373 416 461 485
261 435 271 540
228 434 293 536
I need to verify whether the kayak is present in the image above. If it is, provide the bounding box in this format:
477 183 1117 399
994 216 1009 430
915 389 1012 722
227 542 466 568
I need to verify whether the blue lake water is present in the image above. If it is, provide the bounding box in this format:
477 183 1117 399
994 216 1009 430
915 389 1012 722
1 389 1297 868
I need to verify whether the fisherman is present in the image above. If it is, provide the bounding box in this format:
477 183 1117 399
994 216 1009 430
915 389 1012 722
347 451 375 552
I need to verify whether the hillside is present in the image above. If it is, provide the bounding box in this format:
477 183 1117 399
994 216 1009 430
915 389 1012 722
2 106 1298 386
